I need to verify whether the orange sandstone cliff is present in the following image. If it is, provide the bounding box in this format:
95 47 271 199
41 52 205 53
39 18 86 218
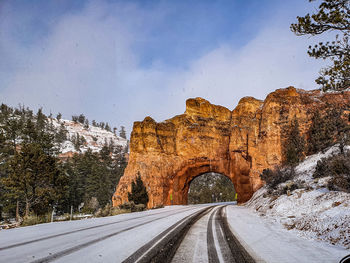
113 87 350 208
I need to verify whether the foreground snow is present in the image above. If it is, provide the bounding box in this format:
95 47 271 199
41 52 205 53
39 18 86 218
246 146 350 250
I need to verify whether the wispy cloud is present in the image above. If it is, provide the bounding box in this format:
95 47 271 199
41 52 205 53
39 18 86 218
0 0 326 134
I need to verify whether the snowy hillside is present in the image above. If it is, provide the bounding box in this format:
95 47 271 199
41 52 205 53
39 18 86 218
51 118 128 155
246 146 350 249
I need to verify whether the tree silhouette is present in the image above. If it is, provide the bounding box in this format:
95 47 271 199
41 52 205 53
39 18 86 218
128 173 149 205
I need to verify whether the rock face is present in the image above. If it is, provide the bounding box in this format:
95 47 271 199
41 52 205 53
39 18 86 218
113 87 350 208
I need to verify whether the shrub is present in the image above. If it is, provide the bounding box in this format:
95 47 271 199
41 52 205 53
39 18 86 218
151 204 164 209
278 181 300 195
95 203 131 217
328 175 350 192
313 159 330 178
109 207 130 216
313 153 350 178
82 197 99 214
133 204 146 212
260 166 295 190
119 201 135 211
21 213 50 226
313 152 350 192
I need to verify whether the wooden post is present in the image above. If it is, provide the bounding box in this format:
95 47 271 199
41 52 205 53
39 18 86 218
51 207 54 223
16 200 19 222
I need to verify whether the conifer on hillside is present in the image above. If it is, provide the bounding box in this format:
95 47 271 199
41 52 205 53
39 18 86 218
128 173 149 205
284 118 305 165
308 106 347 154
119 126 126 139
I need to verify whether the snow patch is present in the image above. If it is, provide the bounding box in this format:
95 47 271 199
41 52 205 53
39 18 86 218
51 118 128 154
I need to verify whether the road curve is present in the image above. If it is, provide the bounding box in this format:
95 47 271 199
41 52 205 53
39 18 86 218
0 204 255 263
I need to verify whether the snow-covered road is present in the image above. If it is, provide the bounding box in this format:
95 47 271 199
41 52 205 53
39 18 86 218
0 204 349 263
0 205 205 262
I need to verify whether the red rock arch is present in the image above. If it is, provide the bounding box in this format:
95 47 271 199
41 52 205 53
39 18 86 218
113 87 350 208
171 160 240 205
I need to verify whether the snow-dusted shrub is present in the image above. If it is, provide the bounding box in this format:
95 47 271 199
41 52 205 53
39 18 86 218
133 204 146 212
119 201 135 210
82 197 100 214
276 181 301 195
260 166 295 190
313 152 350 192
118 201 145 212
21 213 50 226
95 204 130 217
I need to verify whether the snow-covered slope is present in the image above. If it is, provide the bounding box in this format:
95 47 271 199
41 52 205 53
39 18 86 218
246 146 350 249
51 119 128 154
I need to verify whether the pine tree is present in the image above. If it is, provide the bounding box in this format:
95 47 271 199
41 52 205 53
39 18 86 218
284 118 305 165
56 123 68 143
308 106 347 154
78 114 85 124
105 123 111 132
3 142 64 216
36 108 47 131
291 0 350 90
56 112 62 121
128 173 149 205
308 111 327 154
84 119 89 129
119 126 127 139
4 116 23 154
72 133 82 151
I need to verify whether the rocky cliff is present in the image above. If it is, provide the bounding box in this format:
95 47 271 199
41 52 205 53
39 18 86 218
113 87 350 208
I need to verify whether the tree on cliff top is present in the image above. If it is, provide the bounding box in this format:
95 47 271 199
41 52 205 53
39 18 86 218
128 173 149 205
119 126 127 139
291 0 350 90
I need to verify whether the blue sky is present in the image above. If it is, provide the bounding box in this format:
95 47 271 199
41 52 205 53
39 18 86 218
0 0 325 135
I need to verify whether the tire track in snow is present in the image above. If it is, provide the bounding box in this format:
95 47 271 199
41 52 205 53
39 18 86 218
28 206 207 263
207 205 256 263
207 207 220 263
218 206 256 263
0 206 196 252
123 205 214 263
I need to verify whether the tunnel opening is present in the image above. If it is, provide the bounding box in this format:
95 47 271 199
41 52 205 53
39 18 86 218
187 172 236 204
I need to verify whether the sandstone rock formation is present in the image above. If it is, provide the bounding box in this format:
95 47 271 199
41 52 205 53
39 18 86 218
113 87 350 208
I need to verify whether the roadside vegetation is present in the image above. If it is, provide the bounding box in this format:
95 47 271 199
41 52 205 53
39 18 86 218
0 103 128 227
